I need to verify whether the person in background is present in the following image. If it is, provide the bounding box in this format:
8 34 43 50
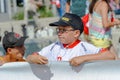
26 0 43 18
109 0 120 11
24 0 43 28
109 0 120 14
66 0 87 17
54 0 62 17
88 0 120 59
26 13 115 66
60 0 67 16
86 0 92 14
0 32 27 66
50 0 61 17
50 0 67 17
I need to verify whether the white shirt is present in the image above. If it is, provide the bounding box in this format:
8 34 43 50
38 41 101 61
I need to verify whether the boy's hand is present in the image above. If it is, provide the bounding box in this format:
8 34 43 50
69 56 85 66
35 55 48 64
27 53 48 64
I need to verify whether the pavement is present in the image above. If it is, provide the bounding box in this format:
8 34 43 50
0 13 10 22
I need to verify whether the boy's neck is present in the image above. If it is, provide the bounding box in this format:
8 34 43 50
4 53 25 62
63 39 80 48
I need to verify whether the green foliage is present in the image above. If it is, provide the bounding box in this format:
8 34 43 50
38 6 53 18
13 6 53 20
13 11 24 20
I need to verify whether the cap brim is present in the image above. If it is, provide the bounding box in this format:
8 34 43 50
49 20 69 27
14 37 28 47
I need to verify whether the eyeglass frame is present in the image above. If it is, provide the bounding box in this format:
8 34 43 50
56 28 76 34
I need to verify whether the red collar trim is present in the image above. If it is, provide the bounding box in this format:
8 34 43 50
63 39 80 48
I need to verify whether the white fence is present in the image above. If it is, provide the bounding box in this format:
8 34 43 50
0 60 120 80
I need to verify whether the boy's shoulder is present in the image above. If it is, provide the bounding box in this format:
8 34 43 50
0 56 3 61
80 41 100 49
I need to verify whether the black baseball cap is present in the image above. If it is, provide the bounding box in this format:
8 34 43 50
2 32 27 50
49 13 84 34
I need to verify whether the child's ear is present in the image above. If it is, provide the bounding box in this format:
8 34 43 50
74 30 80 38
76 30 80 35
7 48 12 53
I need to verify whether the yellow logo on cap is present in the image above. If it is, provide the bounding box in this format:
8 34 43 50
62 17 70 22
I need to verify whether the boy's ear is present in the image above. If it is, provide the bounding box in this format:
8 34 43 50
7 48 12 53
74 30 80 37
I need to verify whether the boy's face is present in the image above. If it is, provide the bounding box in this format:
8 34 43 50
56 26 80 44
7 45 25 61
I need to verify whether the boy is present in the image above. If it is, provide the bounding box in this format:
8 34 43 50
0 32 27 65
27 13 115 66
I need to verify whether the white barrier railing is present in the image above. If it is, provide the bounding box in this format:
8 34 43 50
0 60 120 80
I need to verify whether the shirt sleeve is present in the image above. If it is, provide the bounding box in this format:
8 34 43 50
81 42 101 54
38 42 57 60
